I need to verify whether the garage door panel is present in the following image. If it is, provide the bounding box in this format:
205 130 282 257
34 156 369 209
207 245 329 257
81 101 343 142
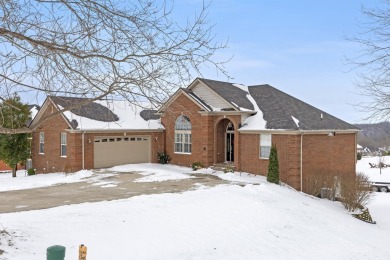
94 136 150 168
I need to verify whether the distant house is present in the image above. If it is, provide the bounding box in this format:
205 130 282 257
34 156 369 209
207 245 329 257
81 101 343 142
30 78 359 192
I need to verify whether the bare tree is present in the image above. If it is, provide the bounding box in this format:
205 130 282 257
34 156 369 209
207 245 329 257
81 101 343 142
348 1 390 121
0 0 228 134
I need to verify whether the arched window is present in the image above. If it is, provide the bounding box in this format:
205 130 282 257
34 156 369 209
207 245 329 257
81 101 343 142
175 115 192 153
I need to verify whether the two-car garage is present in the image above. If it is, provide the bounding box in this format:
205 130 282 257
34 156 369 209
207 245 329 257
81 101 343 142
94 136 151 168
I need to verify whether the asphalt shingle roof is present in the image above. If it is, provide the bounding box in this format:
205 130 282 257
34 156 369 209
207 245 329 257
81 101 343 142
50 96 119 123
185 90 212 111
248 84 359 130
140 110 160 121
198 78 254 111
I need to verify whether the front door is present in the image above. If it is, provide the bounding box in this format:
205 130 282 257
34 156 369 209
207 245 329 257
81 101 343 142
226 132 234 162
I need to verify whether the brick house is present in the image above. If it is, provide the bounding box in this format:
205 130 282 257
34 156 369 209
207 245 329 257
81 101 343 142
30 97 165 173
30 78 359 192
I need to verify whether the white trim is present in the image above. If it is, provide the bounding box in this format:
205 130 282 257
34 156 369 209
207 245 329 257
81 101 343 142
240 129 359 134
60 133 67 157
198 111 255 115
225 132 234 162
157 88 210 113
187 78 238 111
39 132 45 154
174 131 192 154
67 129 164 134
300 134 303 192
259 134 271 159
29 97 73 130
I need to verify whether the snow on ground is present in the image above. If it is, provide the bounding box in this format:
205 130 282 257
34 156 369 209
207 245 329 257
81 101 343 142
108 163 196 182
0 161 389 259
357 156 390 182
0 182 388 260
0 163 265 192
197 167 265 184
0 170 95 192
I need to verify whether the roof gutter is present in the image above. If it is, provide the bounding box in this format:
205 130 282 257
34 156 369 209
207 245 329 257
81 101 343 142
67 128 165 134
300 133 303 192
82 131 85 170
239 129 360 134
198 111 256 115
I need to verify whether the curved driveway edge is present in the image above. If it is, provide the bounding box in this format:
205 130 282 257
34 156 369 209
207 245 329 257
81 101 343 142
0 172 228 213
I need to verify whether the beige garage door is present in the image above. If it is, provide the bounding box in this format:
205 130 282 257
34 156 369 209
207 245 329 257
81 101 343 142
94 136 151 168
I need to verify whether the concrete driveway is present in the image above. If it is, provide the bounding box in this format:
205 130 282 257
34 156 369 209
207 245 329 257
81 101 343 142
0 172 228 213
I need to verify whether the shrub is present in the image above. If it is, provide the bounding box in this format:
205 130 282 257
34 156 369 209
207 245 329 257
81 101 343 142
357 152 362 160
305 170 336 198
267 144 279 184
223 166 234 173
337 172 372 212
191 162 203 171
27 168 36 176
157 152 171 164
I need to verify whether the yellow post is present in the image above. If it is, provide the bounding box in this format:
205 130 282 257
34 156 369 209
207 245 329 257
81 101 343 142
79 244 87 260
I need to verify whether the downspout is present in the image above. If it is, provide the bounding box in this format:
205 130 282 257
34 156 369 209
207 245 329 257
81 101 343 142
355 132 357 171
82 131 85 170
300 133 303 192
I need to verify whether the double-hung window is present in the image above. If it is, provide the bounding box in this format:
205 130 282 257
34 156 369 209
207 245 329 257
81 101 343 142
60 133 67 157
260 134 271 159
174 115 192 154
39 132 44 154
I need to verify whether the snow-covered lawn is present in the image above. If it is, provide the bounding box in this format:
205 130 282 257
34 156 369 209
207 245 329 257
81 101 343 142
0 160 388 259
357 156 390 182
0 170 94 192
107 163 265 184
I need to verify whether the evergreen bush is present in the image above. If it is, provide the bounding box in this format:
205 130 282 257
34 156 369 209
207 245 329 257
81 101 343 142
223 166 234 173
191 162 203 171
267 144 279 184
27 168 36 176
157 152 171 164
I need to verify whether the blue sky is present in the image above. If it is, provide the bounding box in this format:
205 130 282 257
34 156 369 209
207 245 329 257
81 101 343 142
173 0 384 123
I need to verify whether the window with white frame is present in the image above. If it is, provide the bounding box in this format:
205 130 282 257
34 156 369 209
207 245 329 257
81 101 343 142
260 134 271 158
39 132 44 154
174 115 192 154
60 133 67 157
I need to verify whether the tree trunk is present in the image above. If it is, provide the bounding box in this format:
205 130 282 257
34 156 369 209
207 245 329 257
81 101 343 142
12 164 17 178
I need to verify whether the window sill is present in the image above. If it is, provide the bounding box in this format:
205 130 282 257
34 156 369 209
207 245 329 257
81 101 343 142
60 156 67 158
259 157 269 160
39 153 44 155
174 152 192 155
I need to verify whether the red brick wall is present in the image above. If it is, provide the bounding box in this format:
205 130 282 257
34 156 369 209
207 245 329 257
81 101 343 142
161 93 244 168
273 135 301 189
238 132 356 191
161 93 214 167
0 161 12 171
213 116 241 168
81 132 165 169
31 103 73 173
238 133 301 189
216 120 227 163
301 133 356 193
32 102 165 173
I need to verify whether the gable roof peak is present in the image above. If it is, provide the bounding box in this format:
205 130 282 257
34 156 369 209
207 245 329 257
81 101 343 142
192 78 254 111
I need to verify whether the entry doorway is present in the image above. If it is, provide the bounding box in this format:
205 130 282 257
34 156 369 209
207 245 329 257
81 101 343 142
226 122 234 162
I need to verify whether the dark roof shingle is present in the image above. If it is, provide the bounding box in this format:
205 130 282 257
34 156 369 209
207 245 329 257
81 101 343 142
248 84 359 130
50 96 119 123
140 110 160 121
198 78 254 111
